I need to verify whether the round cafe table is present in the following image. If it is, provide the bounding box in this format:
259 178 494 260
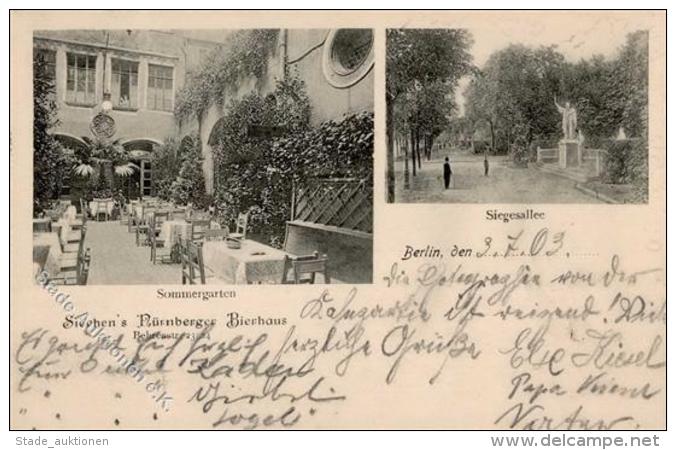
159 220 192 252
89 199 115 220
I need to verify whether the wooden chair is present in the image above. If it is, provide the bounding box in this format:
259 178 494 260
189 219 211 243
79 198 89 221
135 206 153 246
59 226 86 269
283 252 330 284
204 227 229 241
179 237 204 284
77 248 92 285
179 237 227 284
67 199 87 230
153 211 170 227
53 245 91 285
118 199 129 226
149 213 171 264
127 201 140 233
171 209 187 221
229 212 249 240
61 224 86 254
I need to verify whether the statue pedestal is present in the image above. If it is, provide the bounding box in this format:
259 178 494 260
558 140 581 169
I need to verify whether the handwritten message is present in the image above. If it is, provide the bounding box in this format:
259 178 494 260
13 228 665 429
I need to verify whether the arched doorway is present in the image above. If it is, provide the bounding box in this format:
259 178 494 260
121 138 162 199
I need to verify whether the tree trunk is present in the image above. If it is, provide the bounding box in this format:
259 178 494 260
410 129 417 177
403 140 410 189
416 134 422 169
415 131 420 169
423 135 428 160
386 98 396 202
489 120 496 153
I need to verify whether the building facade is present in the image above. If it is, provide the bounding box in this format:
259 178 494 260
186 28 375 194
33 28 374 198
33 29 225 197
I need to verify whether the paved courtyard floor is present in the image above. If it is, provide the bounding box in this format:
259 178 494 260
394 150 602 204
87 221 181 285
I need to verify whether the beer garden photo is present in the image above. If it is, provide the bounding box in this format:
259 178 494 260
32 28 375 286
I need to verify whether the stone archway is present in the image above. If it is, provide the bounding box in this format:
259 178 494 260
53 132 87 155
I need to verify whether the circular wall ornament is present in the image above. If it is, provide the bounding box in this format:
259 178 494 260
322 29 374 89
90 112 117 139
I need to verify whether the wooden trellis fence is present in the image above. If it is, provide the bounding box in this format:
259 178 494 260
291 178 373 234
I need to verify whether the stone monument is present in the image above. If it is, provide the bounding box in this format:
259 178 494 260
555 97 582 169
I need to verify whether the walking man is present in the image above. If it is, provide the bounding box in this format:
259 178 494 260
443 157 452 189
484 152 489 176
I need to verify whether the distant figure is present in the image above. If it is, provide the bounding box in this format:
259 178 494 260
443 157 452 189
484 154 489 176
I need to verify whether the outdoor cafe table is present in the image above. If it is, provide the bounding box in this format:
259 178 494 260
202 239 290 284
159 219 192 255
158 218 220 261
89 199 115 217
33 231 62 279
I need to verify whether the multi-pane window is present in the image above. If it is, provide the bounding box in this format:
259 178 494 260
112 59 139 109
66 52 97 105
34 48 57 80
147 64 173 111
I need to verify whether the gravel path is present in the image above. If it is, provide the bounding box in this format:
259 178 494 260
87 221 182 285
394 151 602 204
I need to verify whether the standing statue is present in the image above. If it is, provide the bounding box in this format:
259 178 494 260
554 97 578 140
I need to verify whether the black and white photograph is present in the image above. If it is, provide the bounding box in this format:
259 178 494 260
386 25 649 204
10 9 667 435
32 28 374 285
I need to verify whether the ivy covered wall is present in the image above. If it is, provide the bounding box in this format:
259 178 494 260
176 29 375 194
173 28 375 246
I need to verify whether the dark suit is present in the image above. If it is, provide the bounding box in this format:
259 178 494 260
443 162 452 189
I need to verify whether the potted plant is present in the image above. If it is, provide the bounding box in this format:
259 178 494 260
73 137 139 195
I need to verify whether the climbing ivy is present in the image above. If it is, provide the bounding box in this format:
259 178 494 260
215 110 374 248
174 29 280 123
169 134 208 207
210 73 311 171
33 53 69 215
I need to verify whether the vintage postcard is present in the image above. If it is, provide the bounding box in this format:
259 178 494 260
10 10 665 430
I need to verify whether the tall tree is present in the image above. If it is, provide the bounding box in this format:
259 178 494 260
464 31 649 152
465 44 567 155
386 29 473 201
616 30 649 138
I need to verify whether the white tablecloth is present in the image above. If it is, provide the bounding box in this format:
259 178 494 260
56 218 71 246
89 200 114 217
63 205 77 221
159 220 192 250
202 239 289 284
